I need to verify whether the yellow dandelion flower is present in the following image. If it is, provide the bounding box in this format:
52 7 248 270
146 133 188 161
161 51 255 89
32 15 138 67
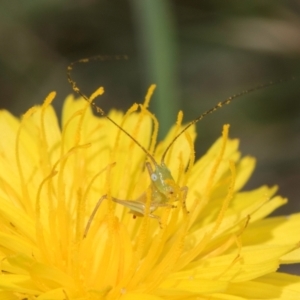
0 86 300 300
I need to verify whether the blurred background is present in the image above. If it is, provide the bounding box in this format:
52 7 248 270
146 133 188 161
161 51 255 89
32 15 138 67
0 0 299 273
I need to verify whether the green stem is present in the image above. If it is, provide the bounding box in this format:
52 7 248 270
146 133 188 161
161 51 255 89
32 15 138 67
130 0 180 139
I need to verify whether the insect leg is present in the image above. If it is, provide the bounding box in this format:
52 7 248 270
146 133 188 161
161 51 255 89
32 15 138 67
180 186 189 214
83 194 107 238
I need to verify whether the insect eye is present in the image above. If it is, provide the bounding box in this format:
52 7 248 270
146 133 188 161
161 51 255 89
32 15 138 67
151 173 158 181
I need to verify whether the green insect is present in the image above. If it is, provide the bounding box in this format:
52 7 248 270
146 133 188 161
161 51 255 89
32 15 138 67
67 55 287 238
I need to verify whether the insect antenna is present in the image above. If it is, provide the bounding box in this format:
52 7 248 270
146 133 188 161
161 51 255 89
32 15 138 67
161 78 294 164
67 56 158 167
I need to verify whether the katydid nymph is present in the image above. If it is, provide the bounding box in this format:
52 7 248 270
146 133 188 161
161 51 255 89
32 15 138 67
67 56 289 238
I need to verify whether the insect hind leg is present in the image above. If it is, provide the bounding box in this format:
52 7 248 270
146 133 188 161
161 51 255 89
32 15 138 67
84 196 179 238
83 194 107 238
